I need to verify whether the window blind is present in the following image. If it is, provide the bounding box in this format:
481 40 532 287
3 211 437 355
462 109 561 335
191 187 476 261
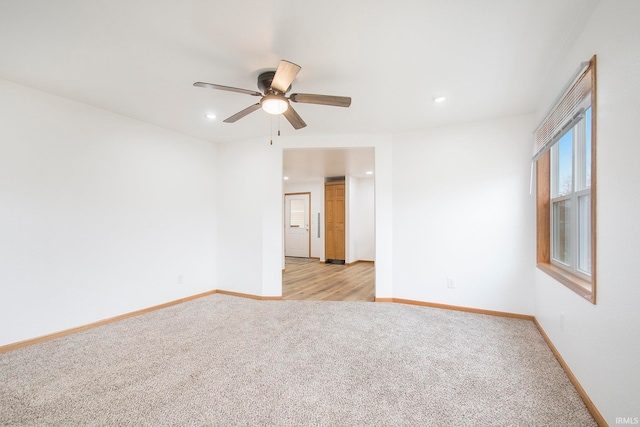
290 210 305 227
289 199 305 228
533 61 593 161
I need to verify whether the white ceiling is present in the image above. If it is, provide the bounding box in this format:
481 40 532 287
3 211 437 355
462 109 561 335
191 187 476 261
283 147 375 184
0 0 599 146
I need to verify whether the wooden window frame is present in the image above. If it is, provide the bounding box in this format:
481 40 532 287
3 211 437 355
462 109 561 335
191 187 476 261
536 56 597 304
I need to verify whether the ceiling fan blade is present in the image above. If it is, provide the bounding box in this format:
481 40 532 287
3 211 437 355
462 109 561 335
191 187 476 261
289 93 352 108
270 60 301 93
282 104 307 130
223 103 262 123
193 82 262 97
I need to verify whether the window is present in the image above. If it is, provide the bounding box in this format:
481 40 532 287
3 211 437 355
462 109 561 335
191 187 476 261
289 199 305 228
550 106 592 278
535 56 597 303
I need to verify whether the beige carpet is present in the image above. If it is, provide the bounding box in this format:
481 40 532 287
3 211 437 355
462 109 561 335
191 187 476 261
0 294 595 426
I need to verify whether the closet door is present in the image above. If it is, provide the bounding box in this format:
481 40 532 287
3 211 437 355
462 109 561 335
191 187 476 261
325 181 345 261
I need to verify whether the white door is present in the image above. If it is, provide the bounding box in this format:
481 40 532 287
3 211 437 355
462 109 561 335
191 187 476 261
285 193 310 258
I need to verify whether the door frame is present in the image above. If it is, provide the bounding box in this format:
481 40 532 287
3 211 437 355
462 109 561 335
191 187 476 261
284 192 311 258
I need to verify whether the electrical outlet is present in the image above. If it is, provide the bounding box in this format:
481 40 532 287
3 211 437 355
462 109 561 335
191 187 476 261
447 277 456 289
560 312 565 331
177 274 184 285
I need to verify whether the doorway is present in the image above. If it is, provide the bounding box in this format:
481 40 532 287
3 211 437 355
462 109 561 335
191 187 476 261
284 193 310 258
281 147 376 301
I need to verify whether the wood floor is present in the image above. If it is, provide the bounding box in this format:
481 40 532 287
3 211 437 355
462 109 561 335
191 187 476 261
282 257 375 301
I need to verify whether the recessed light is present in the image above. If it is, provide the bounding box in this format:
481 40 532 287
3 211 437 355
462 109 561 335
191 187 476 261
283 176 289 180
205 113 216 120
434 96 446 103
366 171 374 175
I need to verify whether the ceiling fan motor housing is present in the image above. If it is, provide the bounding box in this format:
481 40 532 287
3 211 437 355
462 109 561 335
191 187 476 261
258 71 291 94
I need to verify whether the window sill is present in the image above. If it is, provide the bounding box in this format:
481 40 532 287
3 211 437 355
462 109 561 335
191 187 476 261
537 263 595 304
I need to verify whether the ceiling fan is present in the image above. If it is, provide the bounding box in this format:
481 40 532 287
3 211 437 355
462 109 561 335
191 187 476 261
193 60 351 130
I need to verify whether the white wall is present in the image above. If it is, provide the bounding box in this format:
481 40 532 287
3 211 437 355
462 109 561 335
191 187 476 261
216 138 282 297
346 175 356 264
352 177 375 262
216 134 393 298
392 114 536 315
533 1 640 423
0 79 218 346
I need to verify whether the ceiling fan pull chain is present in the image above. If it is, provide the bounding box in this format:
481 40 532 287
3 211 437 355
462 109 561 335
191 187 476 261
278 114 281 136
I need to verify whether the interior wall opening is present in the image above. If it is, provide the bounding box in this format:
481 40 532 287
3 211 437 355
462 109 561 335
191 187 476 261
281 147 376 301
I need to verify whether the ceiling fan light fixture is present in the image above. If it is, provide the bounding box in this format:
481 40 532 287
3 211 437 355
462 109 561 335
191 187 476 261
261 94 289 115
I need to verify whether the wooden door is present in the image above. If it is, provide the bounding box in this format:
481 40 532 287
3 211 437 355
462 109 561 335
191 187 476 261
325 181 345 261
